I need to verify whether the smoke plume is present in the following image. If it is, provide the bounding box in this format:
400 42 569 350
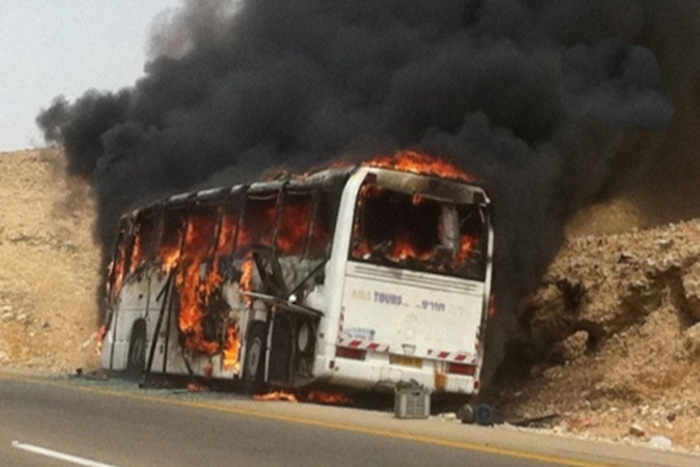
37 0 700 387
560 38 674 130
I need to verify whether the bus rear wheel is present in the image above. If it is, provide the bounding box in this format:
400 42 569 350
243 322 268 395
127 320 146 376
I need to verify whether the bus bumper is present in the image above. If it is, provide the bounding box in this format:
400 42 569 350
314 354 479 395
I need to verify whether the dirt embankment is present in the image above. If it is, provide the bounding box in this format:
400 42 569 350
0 148 101 373
500 204 700 451
2 148 700 452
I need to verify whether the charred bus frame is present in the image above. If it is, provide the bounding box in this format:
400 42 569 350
101 163 493 396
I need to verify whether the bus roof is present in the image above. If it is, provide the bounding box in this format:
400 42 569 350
124 164 487 220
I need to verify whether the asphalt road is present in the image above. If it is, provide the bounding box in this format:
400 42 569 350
1 371 698 467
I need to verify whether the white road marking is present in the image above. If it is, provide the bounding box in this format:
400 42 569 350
11 441 120 467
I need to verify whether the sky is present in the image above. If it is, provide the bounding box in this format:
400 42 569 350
0 1 182 153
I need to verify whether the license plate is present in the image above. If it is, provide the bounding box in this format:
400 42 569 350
390 355 422 368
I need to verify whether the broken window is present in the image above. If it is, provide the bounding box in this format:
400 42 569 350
351 179 487 280
308 188 340 259
216 198 242 257
276 191 313 257
129 211 158 273
159 207 187 266
182 203 219 261
239 192 279 255
454 204 487 280
108 220 130 298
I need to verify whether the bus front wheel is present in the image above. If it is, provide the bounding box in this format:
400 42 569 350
243 322 268 395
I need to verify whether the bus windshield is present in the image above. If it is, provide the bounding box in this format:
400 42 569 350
350 177 487 280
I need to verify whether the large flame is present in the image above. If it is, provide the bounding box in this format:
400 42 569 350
366 150 475 182
175 213 223 354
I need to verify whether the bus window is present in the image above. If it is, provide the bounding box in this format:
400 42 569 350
120 218 136 277
159 208 187 267
350 179 486 279
308 188 340 259
108 223 129 298
183 203 219 260
239 193 278 256
217 201 240 257
276 191 313 257
129 212 158 273
455 204 487 281
352 187 440 261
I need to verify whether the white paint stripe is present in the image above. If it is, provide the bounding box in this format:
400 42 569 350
12 441 120 467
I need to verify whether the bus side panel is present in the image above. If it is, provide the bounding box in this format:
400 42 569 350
143 272 180 375
147 280 250 379
102 273 151 371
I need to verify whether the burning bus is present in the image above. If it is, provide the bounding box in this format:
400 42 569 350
100 152 493 396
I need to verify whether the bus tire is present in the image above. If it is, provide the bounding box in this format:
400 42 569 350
243 321 268 395
126 319 146 376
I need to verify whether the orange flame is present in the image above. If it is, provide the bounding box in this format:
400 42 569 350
366 150 475 182
223 324 241 370
305 390 351 405
253 390 350 405
240 255 255 292
131 218 159 273
107 260 120 299
96 324 107 355
276 201 313 255
216 211 238 255
129 234 144 273
187 382 208 392
456 235 478 267
160 249 180 273
253 391 298 402
176 260 222 355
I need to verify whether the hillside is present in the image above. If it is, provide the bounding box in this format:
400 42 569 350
0 148 101 373
500 212 700 451
1 148 700 451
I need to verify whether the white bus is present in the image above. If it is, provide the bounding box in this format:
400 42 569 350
100 153 493 396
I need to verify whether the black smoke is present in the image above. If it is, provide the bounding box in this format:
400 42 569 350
560 38 675 130
37 0 700 388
